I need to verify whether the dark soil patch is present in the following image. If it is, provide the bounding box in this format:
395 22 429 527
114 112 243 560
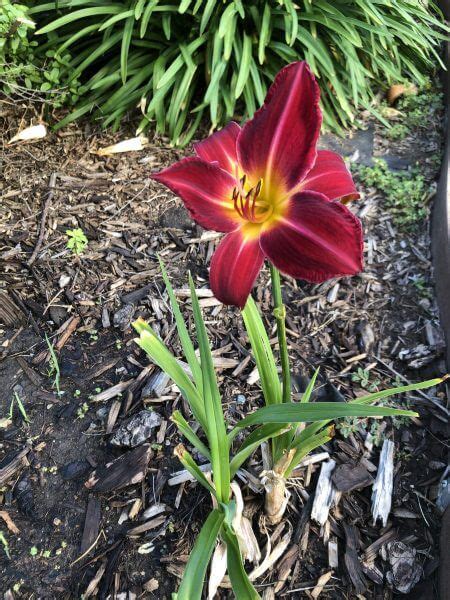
0 89 448 599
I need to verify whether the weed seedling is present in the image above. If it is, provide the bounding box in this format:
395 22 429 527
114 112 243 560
66 228 88 255
0 531 10 558
13 392 30 423
76 403 89 419
45 334 61 396
351 367 380 392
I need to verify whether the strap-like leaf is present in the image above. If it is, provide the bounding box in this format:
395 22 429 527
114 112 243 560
222 524 260 599
174 444 215 497
175 509 224 600
171 410 211 460
133 319 207 431
236 402 418 428
158 258 203 393
188 274 230 504
242 296 282 405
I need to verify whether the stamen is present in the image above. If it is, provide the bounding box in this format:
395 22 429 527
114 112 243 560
232 178 270 224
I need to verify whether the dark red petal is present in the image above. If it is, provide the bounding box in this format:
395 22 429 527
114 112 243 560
210 228 265 308
301 150 359 202
193 122 241 175
151 157 239 232
261 192 363 283
237 61 321 194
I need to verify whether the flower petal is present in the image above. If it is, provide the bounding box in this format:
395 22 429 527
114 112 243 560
151 157 239 232
210 228 265 308
261 192 363 282
300 150 359 202
193 121 241 175
237 61 321 194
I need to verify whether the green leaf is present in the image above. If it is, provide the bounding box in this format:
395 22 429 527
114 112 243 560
188 274 230 503
235 32 252 98
174 444 216 497
36 7 122 34
121 15 135 83
171 410 211 460
222 524 260 599
236 402 418 428
175 509 224 600
285 425 334 477
158 258 203 393
230 423 288 478
133 319 207 431
241 297 282 406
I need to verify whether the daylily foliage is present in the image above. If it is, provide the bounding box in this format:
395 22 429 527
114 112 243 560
153 61 363 308
132 263 435 598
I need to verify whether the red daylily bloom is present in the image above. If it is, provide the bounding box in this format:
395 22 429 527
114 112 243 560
152 61 363 308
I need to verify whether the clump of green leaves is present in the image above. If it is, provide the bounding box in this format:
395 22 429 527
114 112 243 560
355 159 429 230
386 123 409 141
133 261 427 597
398 82 444 129
23 0 449 145
66 228 88 255
0 2 81 106
351 367 380 392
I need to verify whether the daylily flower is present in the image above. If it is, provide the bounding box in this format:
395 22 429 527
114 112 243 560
152 61 363 308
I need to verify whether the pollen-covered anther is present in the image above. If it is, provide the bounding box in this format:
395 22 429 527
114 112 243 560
232 179 271 224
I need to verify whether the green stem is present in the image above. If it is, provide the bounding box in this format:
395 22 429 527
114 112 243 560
269 264 291 404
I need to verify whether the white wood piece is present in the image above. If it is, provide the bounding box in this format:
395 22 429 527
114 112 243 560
311 460 337 526
372 439 395 527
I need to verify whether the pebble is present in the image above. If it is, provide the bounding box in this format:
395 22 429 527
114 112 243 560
113 303 135 330
110 410 161 447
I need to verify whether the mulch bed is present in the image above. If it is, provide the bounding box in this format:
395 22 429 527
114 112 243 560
0 90 449 599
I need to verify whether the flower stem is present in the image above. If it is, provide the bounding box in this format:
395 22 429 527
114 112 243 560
269 264 291 404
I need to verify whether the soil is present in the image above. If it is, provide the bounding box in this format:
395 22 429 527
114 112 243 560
0 88 449 599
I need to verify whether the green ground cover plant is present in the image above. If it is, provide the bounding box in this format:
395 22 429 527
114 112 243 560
355 159 430 230
5 0 445 144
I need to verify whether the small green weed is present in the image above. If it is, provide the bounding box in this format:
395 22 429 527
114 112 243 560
398 83 443 129
0 531 10 558
66 228 88 256
351 368 380 392
76 402 89 419
45 334 61 396
412 276 433 299
12 391 30 423
355 159 429 230
386 123 409 140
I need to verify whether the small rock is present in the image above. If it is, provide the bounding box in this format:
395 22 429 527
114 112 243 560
235 394 246 405
384 541 422 594
60 459 91 481
317 382 345 403
356 320 375 354
14 476 35 518
113 304 135 330
110 410 161 447
59 274 71 288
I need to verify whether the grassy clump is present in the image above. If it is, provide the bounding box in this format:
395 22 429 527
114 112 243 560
2 0 445 144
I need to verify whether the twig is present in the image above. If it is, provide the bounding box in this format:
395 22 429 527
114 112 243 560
27 172 57 267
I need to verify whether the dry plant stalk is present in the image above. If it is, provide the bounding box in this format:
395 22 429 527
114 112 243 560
261 450 295 525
